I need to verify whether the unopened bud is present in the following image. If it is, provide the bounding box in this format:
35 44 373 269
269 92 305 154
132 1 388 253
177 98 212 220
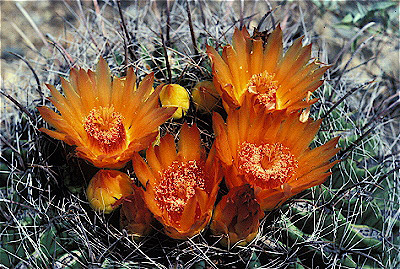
159 84 190 119
120 185 153 239
192 81 220 113
86 170 133 214
210 184 264 247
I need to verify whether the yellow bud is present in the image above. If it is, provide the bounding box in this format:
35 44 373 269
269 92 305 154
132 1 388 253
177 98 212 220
86 170 133 214
159 84 190 119
192 81 220 113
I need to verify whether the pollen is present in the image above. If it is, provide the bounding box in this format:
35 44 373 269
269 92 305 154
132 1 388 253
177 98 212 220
155 160 206 224
84 107 126 154
246 71 279 109
237 142 298 189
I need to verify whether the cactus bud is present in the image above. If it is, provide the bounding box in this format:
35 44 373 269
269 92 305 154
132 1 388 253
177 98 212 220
192 81 220 113
120 185 153 238
211 184 264 247
159 84 190 119
86 170 133 214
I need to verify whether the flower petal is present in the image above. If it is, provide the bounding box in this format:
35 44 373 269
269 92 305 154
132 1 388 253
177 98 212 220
178 123 202 161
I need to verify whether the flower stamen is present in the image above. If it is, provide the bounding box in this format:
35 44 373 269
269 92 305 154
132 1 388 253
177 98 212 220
238 142 298 189
84 107 126 154
247 71 279 110
155 160 206 223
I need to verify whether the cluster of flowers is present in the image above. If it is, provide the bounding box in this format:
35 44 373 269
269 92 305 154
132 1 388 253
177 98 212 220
38 26 339 246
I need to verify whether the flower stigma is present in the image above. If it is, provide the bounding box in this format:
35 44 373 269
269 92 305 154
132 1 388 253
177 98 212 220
246 71 279 109
155 160 206 224
84 106 126 154
238 142 298 189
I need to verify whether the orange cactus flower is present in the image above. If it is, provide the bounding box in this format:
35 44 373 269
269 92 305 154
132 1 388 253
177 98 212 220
120 185 153 238
206 26 329 111
38 57 176 169
132 123 221 239
212 97 340 211
86 169 133 214
210 184 264 247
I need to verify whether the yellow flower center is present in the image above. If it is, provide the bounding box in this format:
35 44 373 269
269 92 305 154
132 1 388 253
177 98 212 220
155 160 206 224
247 71 279 109
237 142 298 189
84 107 126 154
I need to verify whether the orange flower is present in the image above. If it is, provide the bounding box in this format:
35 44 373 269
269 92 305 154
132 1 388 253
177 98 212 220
120 185 153 238
213 97 340 211
132 123 221 239
207 26 329 111
210 184 264 247
86 169 133 214
38 57 176 169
